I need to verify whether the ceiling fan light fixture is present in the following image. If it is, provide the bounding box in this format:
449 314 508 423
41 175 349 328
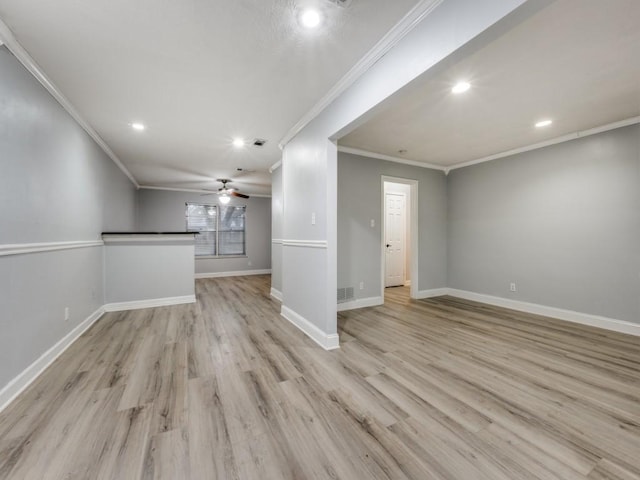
219 194 231 205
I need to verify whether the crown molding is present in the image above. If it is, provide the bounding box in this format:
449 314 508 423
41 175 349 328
269 160 282 173
337 146 447 172
278 0 443 149
138 185 271 198
448 116 640 172
0 19 139 187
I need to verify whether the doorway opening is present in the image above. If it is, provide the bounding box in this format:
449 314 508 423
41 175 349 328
381 177 418 302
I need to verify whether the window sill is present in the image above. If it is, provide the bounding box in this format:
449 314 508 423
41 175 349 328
196 255 248 260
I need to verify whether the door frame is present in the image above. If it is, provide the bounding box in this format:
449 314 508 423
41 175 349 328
381 176 419 300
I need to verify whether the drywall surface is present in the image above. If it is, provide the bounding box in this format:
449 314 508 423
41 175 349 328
448 124 640 323
338 153 447 300
0 46 136 391
271 166 283 294
136 189 271 274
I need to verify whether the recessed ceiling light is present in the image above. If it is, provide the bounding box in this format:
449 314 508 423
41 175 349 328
301 9 321 28
451 82 471 94
232 138 245 148
535 119 553 128
131 122 145 131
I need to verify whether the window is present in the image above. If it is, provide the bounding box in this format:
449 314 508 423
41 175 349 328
186 203 246 257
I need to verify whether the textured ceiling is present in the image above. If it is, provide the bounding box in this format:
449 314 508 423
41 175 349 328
340 0 640 168
0 0 419 194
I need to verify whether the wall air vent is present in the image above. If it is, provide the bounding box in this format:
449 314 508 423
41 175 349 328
337 287 354 303
252 138 267 147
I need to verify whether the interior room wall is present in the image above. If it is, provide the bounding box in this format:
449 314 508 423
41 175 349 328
136 189 272 275
0 46 137 393
280 0 527 345
338 153 447 303
270 165 283 297
447 124 640 324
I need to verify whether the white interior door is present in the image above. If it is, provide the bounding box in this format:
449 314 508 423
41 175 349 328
385 192 406 287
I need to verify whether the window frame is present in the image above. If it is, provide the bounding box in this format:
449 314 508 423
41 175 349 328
185 202 247 258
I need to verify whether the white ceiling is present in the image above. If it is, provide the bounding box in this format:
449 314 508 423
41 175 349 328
340 0 640 168
0 0 419 195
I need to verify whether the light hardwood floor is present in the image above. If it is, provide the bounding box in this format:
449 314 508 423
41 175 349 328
0 276 639 479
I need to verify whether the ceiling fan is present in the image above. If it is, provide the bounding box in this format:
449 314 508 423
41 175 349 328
204 179 249 204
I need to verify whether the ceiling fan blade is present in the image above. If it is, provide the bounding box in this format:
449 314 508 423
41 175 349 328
231 191 250 199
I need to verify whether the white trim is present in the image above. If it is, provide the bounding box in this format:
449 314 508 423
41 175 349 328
280 306 340 350
270 288 283 302
138 185 271 198
416 288 449 299
338 146 446 172
404 280 412 287
0 307 105 413
282 239 328 249
102 234 195 244
448 116 640 172
0 19 138 187
446 289 640 337
0 240 103 257
278 0 443 148
195 269 271 279
272 238 284 244
269 160 282 173
103 295 196 312
337 296 384 312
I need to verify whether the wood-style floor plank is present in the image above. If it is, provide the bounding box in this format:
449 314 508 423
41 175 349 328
0 276 638 479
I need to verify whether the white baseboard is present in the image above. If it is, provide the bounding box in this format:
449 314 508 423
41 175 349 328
0 306 105 413
195 269 271 279
416 288 449 299
270 287 283 302
281 305 340 350
337 296 384 312
446 289 640 337
103 295 196 312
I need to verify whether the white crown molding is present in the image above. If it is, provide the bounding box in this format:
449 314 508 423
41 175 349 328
337 296 384 312
278 0 444 149
195 269 271 279
448 116 640 172
338 145 447 172
282 239 328 249
0 240 103 257
138 185 271 198
269 160 282 173
281 305 340 350
0 19 139 188
0 306 104 414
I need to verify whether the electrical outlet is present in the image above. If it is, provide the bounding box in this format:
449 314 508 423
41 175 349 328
311 212 316 225
64 307 70 321
248 260 252 266
510 282 517 292
370 219 375 228
359 281 364 290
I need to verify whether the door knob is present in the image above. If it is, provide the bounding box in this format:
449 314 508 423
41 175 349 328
386 243 391 247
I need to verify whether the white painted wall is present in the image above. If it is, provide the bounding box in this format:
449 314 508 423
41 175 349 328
280 0 530 346
0 46 136 392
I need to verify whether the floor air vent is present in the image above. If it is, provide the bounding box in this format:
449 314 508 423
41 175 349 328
337 287 354 303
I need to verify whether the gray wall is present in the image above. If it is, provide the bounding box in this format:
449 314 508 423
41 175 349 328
0 46 136 390
338 152 448 300
448 124 640 323
136 189 271 274
271 166 283 294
